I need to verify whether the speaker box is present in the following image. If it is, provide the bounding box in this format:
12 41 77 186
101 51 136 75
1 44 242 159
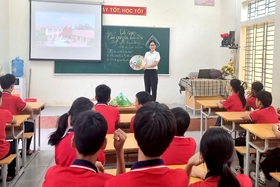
222 37 230 46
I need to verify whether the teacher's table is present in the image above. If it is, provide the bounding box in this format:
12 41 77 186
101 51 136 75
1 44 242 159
117 105 136 114
6 115 30 175
179 78 229 116
105 163 207 184
26 102 46 151
196 100 224 138
120 114 135 125
240 124 280 187
105 133 138 153
216 111 249 138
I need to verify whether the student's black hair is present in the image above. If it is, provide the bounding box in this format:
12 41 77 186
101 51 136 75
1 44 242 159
251 81 263 93
0 91 2 98
256 91 272 107
133 102 176 157
0 74 16 89
149 40 157 45
230 79 246 108
73 110 107 156
95 84 111 103
135 91 154 105
48 97 94 146
171 107 190 136
201 128 240 187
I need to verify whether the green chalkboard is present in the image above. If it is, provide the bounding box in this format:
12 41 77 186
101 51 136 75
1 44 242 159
54 26 170 74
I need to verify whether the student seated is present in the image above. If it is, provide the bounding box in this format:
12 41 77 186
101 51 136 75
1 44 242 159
185 128 252 187
161 107 196 165
0 91 17 181
129 91 153 133
94 84 120 134
105 102 188 187
43 110 126 187
0 74 34 155
235 91 279 174
250 124 280 186
246 81 263 110
48 97 105 166
215 79 246 126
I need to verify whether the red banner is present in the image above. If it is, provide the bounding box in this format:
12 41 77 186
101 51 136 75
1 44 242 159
103 5 147 16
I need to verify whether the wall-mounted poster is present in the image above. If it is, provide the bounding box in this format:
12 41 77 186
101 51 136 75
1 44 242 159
195 0 214 6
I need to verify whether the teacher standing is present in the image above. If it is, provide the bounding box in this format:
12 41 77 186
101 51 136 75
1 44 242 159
143 40 160 101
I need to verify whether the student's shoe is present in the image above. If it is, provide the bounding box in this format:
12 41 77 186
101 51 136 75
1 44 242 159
250 171 266 186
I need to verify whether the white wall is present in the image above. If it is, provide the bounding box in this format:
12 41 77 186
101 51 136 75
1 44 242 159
2 0 236 106
0 1 9 74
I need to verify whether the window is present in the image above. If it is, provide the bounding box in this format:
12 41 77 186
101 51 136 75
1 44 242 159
247 0 276 20
244 22 274 92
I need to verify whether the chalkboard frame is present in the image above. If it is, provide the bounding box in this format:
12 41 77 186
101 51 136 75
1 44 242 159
54 25 170 75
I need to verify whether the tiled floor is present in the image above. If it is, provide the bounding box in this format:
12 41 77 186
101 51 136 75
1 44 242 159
5 105 279 187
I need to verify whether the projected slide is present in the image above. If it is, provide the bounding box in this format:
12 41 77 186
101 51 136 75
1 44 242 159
30 1 102 61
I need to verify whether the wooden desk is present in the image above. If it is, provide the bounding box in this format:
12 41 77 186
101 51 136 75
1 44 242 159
196 100 224 138
105 164 207 184
105 133 138 153
216 111 248 136
240 124 280 187
26 102 45 151
270 172 280 182
117 105 136 114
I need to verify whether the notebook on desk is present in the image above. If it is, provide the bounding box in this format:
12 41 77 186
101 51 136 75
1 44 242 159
197 69 211 79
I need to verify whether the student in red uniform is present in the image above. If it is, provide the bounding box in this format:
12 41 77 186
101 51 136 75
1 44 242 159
129 91 153 132
161 107 196 165
0 74 34 155
185 128 252 187
0 91 17 181
215 79 246 126
246 81 263 110
235 91 279 174
43 110 126 187
105 102 188 187
48 97 105 166
94 84 120 134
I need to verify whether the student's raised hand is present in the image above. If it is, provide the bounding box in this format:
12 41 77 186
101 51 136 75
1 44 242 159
95 161 104 173
113 128 127 152
188 152 204 167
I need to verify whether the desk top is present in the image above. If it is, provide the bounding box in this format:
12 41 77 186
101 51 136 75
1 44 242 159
26 102 46 110
240 124 279 139
7 115 30 127
105 164 206 184
196 100 219 108
105 133 138 153
216 111 249 121
270 172 280 182
120 114 135 124
116 105 136 114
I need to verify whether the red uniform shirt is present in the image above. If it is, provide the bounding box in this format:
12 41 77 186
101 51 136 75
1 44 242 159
0 91 26 115
249 106 279 123
246 96 257 110
0 109 13 159
55 129 105 166
95 103 120 134
222 93 246 112
43 159 113 187
105 159 188 187
189 174 252 187
161 136 196 165
129 115 135 133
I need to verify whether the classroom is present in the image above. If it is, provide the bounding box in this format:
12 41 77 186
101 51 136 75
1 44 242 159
1 0 280 187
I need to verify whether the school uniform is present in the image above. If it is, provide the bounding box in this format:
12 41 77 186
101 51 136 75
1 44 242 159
43 159 113 187
95 103 120 134
222 93 246 111
161 136 196 165
0 108 16 177
249 106 279 123
129 115 135 133
246 96 257 110
104 159 188 187
189 174 252 187
55 129 105 166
